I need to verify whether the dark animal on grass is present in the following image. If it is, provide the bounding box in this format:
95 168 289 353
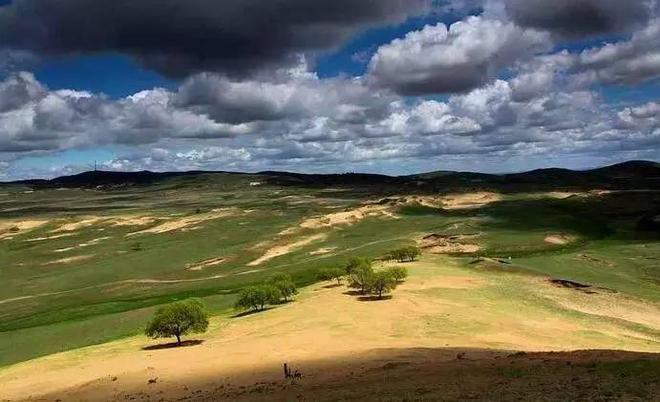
283 363 303 382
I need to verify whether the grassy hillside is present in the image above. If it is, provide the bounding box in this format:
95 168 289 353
0 165 659 367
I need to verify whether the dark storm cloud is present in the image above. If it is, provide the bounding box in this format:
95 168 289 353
503 0 654 37
0 0 429 77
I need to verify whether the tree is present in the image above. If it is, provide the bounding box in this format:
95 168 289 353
349 263 375 294
370 271 397 299
345 257 372 275
317 268 345 285
387 246 421 263
268 273 298 302
145 299 209 345
388 266 408 283
235 285 280 312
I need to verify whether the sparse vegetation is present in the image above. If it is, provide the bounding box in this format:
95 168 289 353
144 299 209 345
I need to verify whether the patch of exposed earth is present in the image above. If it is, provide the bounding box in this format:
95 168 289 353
420 233 481 254
544 234 576 245
128 209 238 236
186 257 227 272
248 234 327 266
0 219 49 240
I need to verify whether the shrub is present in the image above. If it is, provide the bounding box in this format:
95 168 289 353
235 285 280 312
268 273 298 302
370 271 397 299
388 266 408 283
145 299 209 345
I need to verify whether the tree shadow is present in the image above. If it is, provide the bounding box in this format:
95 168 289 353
231 307 273 318
142 340 204 351
322 283 343 289
343 290 364 296
357 295 393 302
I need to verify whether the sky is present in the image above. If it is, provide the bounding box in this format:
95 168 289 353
0 0 659 180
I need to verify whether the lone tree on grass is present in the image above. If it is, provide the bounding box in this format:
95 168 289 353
370 271 398 299
388 266 409 283
145 299 209 345
268 273 298 302
235 284 280 312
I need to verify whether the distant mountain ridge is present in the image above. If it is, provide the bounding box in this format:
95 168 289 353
3 160 659 191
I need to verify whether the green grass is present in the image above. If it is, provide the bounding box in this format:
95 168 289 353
0 177 658 366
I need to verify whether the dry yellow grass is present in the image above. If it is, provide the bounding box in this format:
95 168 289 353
1 258 658 401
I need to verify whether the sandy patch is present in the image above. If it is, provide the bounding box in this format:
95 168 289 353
546 191 579 199
300 204 395 229
52 218 104 233
439 192 502 210
248 234 327 266
53 237 112 253
541 281 660 330
235 269 263 276
128 209 235 236
310 247 338 256
0 219 49 239
54 247 76 253
112 216 157 227
186 257 227 272
43 255 93 266
79 237 112 247
27 233 75 242
544 234 574 245
420 233 481 254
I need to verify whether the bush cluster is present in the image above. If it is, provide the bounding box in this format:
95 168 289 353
385 246 421 263
336 258 409 299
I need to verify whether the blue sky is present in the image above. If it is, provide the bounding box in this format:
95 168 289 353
0 0 659 179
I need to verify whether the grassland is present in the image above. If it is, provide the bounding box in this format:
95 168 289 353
0 167 659 399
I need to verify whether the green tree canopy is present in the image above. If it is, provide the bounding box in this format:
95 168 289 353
349 263 375 294
370 271 397 299
235 285 280 312
318 267 345 285
345 257 372 275
387 246 421 263
388 266 409 283
145 299 209 345
268 273 298 302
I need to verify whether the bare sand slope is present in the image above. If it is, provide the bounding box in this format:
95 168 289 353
1 260 659 401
